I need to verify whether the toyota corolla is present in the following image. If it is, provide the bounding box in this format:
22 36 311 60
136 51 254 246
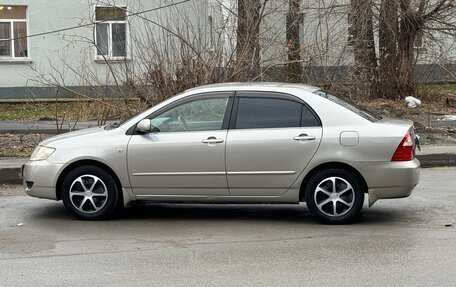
23 83 420 224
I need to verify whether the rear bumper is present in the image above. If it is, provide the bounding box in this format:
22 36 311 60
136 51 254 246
352 158 420 206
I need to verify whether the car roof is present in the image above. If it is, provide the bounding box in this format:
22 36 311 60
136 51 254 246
185 82 321 94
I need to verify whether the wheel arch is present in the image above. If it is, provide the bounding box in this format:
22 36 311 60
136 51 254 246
299 162 368 201
56 159 123 201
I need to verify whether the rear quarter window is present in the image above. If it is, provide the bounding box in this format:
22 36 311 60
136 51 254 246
314 91 380 122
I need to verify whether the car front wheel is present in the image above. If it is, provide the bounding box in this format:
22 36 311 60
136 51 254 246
305 168 364 224
61 165 119 220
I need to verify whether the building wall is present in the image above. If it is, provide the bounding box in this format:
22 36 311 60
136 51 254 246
0 0 209 95
0 0 455 99
258 0 456 71
259 0 354 68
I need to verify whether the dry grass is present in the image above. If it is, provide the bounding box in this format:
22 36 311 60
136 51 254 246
0 100 142 122
0 133 50 157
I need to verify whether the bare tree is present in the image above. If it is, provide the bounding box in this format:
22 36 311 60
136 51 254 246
28 0 456 107
378 0 456 98
379 0 399 98
236 0 262 79
286 0 303 82
349 0 378 98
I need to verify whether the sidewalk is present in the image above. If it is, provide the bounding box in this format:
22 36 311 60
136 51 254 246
1 145 455 184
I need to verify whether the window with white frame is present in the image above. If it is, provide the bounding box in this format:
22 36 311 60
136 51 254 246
95 6 128 60
0 5 28 59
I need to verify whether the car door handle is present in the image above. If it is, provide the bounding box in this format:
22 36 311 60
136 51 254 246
293 134 316 141
202 137 224 144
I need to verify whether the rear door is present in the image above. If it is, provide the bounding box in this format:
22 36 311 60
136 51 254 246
226 92 322 196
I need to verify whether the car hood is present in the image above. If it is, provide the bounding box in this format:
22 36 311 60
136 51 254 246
40 126 107 147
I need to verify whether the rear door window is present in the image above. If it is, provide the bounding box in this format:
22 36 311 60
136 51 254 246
301 104 320 127
235 96 319 129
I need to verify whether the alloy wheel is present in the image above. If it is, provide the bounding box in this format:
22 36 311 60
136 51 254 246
69 175 108 214
314 176 355 217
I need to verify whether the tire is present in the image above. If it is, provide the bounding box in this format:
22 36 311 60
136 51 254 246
61 165 119 220
305 168 364 224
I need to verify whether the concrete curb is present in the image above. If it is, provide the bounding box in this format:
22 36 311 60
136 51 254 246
0 167 23 184
417 153 456 168
1 154 455 185
0 158 28 184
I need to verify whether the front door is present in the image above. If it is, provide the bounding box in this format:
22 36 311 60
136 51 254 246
226 92 322 196
127 93 233 196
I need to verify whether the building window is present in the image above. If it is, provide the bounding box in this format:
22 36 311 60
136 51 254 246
414 31 424 50
0 5 28 59
95 6 128 60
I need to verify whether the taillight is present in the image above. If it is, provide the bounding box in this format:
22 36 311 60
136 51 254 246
391 133 415 161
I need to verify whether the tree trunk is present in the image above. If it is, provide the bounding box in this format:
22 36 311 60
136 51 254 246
397 0 421 97
379 0 399 98
286 0 302 83
349 0 379 98
397 21 417 97
236 0 261 80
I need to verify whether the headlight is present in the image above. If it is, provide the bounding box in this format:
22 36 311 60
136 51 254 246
30 146 56 161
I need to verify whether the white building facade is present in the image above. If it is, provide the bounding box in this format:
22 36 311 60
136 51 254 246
0 0 212 99
0 0 454 99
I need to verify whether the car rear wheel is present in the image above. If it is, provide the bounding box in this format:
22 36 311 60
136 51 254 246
305 168 364 224
61 165 119 220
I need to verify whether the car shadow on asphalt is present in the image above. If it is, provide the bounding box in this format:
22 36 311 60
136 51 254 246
28 201 416 226
119 203 313 223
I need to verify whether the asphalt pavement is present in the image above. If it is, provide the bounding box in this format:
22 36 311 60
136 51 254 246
0 167 455 286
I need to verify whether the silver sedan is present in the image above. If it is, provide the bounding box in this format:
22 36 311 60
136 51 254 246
23 83 420 224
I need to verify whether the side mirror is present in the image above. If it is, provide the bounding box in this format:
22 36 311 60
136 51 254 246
136 119 151 134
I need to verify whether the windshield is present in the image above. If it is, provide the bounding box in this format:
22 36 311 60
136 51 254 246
314 90 380 122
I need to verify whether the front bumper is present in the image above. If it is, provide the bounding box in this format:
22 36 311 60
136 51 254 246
22 160 64 200
352 158 420 206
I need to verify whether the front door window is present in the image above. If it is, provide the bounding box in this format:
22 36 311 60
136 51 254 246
150 97 229 132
